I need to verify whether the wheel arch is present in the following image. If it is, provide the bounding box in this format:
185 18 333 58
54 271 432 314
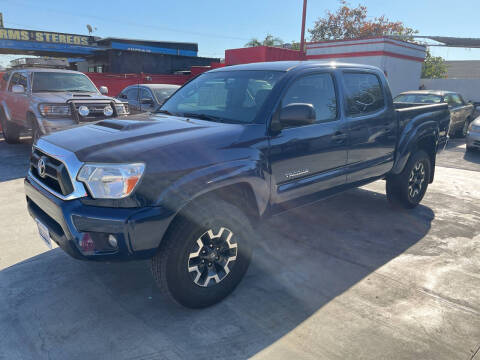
392 120 439 182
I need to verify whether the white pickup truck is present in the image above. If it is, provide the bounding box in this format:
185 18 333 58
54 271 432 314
0 67 129 143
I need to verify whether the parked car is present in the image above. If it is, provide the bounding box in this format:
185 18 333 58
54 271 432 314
117 84 180 114
0 68 129 143
394 90 474 137
25 61 450 308
466 116 480 152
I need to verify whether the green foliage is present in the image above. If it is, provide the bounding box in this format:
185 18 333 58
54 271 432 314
308 0 418 41
421 50 447 79
245 34 284 47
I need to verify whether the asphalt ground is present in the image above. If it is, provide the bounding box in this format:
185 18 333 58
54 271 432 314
0 135 479 360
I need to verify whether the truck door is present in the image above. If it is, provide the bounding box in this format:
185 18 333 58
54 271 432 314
126 86 140 113
269 71 349 205
6 71 30 126
445 94 463 132
139 87 155 112
341 71 396 183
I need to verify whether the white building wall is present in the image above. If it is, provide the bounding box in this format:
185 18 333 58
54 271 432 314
306 37 426 97
421 78 480 102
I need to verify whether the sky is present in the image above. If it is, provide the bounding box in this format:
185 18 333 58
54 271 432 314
1 0 480 67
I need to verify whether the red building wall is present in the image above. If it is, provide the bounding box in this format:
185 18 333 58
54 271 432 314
225 46 304 65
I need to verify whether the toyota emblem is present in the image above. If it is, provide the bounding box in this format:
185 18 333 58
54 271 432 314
37 156 47 178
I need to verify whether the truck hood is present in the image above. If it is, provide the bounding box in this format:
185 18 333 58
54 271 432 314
32 92 120 103
41 115 246 164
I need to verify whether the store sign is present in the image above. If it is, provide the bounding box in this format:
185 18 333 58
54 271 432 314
0 28 92 46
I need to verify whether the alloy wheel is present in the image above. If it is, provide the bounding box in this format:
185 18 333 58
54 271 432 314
408 161 426 199
187 227 238 287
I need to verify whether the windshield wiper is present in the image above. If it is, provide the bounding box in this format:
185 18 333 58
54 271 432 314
181 112 226 123
33 90 66 92
155 109 176 115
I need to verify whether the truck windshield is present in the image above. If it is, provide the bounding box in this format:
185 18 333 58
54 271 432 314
32 72 98 93
394 94 442 104
159 70 285 124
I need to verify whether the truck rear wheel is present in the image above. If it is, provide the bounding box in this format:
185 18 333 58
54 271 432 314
0 110 21 144
458 119 470 138
386 150 431 209
151 197 254 308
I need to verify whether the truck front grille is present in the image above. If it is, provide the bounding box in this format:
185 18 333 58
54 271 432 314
30 149 74 196
71 102 114 122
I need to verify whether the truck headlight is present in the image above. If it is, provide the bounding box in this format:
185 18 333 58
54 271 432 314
77 163 145 199
38 104 71 117
115 104 129 115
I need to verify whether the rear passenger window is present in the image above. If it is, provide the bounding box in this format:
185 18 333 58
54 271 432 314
281 73 337 123
344 73 385 116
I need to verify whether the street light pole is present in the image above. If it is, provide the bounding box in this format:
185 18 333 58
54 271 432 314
300 0 307 54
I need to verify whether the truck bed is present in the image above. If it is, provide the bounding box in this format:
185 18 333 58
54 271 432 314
394 102 450 150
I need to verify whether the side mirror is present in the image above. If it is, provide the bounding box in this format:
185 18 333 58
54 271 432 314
279 103 316 128
141 98 154 105
99 86 108 95
12 84 25 94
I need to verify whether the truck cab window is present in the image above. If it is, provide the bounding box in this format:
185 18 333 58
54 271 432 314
344 73 385 116
8 72 27 91
281 73 337 123
140 88 154 101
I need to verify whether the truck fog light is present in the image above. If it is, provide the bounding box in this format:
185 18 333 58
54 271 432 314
103 105 113 116
78 105 90 116
108 234 118 248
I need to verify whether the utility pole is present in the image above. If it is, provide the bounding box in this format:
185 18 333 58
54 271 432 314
300 0 307 54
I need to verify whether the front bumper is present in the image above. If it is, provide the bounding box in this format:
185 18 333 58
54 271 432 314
25 176 174 261
466 131 480 149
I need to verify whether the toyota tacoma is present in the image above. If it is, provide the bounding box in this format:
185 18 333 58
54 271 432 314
24 61 450 308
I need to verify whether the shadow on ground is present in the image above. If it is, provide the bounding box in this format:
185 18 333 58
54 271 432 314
464 148 480 164
0 187 434 360
0 136 32 182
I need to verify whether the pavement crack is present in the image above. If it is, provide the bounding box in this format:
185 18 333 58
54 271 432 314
468 343 480 360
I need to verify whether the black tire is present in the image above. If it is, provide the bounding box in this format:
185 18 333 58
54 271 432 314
151 197 254 308
0 109 21 144
386 150 431 209
458 119 470 138
29 114 41 143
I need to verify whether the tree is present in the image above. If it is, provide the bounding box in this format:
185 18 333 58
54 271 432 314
309 0 417 41
421 49 447 79
245 34 284 47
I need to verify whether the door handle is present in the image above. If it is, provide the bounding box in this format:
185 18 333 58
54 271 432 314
332 131 348 142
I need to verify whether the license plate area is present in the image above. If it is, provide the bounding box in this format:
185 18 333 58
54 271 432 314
35 218 52 249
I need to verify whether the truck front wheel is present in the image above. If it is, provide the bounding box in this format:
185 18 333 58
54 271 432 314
386 150 431 209
151 197 254 308
0 109 21 144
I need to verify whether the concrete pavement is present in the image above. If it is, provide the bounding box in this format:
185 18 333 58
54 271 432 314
0 136 479 359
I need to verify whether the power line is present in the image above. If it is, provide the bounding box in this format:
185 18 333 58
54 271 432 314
6 0 251 42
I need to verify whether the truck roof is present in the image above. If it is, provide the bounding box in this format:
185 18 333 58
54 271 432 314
209 61 381 72
6 68 84 74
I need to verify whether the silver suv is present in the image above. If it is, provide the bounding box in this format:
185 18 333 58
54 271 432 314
0 68 129 143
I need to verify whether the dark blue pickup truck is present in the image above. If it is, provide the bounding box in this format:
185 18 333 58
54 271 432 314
25 61 450 308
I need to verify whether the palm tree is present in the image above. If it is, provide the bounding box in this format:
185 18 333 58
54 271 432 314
244 34 284 47
245 38 262 47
